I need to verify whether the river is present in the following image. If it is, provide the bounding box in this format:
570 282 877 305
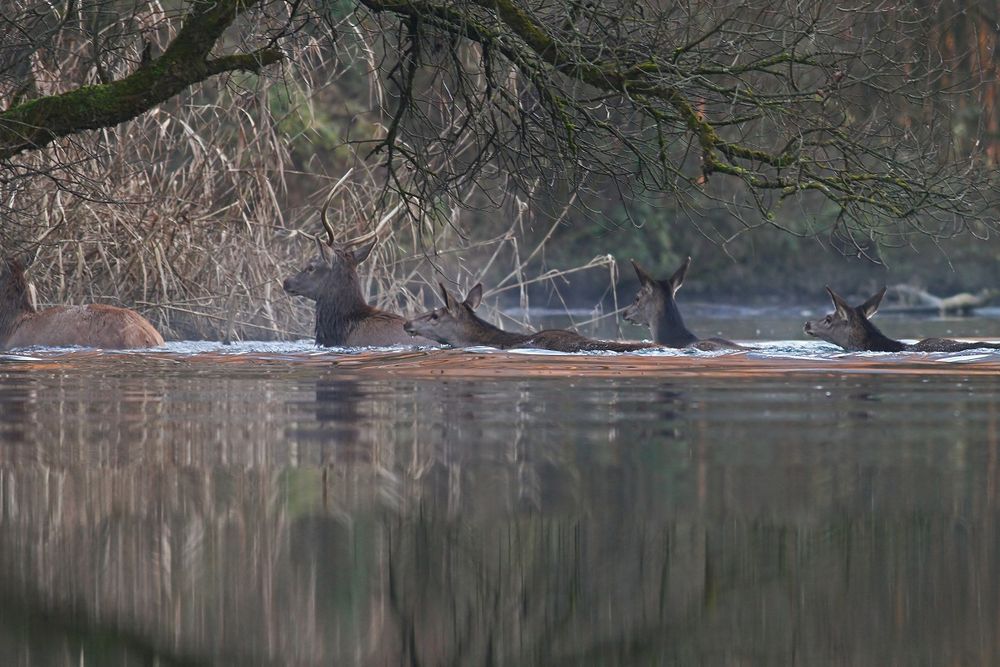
1 311 999 665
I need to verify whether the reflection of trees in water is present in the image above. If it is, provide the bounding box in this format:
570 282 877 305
0 379 31 445
383 509 1000 664
0 575 218 667
0 375 997 663
1 469 998 663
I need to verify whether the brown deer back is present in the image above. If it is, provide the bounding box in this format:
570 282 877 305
343 309 430 347
5 304 164 349
521 330 654 353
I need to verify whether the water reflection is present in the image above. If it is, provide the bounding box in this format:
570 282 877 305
0 356 997 664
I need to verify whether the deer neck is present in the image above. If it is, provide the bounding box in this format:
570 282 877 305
651 302 698 347
463 313 530 348
856 320 907 352
314 287 374 346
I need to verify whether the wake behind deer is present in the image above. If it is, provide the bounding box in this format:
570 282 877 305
0 258 164 350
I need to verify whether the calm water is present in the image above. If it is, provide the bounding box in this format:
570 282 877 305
1 316 1000 665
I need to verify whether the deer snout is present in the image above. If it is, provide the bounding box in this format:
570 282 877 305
403 320 417 335
803 320 815 336
282 277 298 295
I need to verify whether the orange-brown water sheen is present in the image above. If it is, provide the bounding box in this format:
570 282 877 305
4 347 1000 378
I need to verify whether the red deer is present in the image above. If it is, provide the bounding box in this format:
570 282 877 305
622 257 744 351
404 282 656 352
0 257 164 350
283 205 434 346
804 286 1000 352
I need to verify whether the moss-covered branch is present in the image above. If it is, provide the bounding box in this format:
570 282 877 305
0 0 281 160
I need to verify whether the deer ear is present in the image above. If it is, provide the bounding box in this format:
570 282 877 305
438 282 456 309
464 283 483 310
630 259 655 286
351 239 376 265
860 286 886 319
825 286 852 319
667 256 691 295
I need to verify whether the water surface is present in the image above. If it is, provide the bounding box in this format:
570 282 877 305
1 334 999 665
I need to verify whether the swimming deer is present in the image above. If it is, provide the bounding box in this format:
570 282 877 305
804 286 1000 352
404 283 656 352
0 257 164 350
283 199 435 347
622 257 744 351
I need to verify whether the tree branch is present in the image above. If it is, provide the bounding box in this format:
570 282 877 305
358 0 991 231
0 0 281 160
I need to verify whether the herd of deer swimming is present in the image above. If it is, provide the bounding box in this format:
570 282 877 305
2 242 1000 354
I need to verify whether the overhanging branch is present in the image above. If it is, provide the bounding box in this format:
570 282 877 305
0 0 282 160
358 0 982 224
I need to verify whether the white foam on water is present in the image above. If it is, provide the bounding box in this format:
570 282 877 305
2 340 440 357
940 353 993 363
4 337 1000 364
0 353 44 362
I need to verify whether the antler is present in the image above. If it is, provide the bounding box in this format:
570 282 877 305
316 169 358 246
342 202 404 248
317 169 405 248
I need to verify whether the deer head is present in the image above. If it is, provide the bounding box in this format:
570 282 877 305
622 256 696 346
804 286 887 351
282 238 376 303
403 283 485 345
283 187 383 304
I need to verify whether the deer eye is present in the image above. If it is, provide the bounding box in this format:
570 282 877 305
430 312 439 320
824 315 832 323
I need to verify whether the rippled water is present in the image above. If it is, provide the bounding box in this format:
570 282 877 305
1 329 1000 665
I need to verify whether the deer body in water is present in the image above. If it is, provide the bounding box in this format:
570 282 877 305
404 283 656 352
622 257 744 351
0 258 163 350
283 239 434 347
804 286 1000 352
